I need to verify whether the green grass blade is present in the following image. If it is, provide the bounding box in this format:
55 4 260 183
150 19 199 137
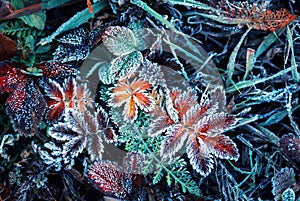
226 67 293 93
226 27 252 87
255 28 285 59
38 0 108 45
130 0 177 30
286 26 300 83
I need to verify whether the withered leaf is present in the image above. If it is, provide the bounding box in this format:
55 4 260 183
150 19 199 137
0 33 17 60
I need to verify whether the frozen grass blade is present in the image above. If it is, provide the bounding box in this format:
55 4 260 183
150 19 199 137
226 27 252 87
226 67 293 93
184 12 248 25
255 125 280 146
38 0 108 45
130 0 177 31
255 28 285 59
286 26 300 83
167 0 217 12
262 104 300 126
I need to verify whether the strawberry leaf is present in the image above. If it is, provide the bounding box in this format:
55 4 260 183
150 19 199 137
102 26 137 56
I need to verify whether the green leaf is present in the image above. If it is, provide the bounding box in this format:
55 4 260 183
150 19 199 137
152 167 164 184
282 188 295 201
103 26 137 56
38 0 108 45
110 51 143 78
20 11 46 30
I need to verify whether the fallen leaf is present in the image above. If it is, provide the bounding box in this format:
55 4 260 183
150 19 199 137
0 33 17 60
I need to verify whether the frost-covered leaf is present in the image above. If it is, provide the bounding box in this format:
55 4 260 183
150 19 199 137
0 62 26 94
110 78 155 122
48 109 104 161
98 65 115 84
35 60 77 78
204 134 239 160
96 107 117 143
57 28 87 45
139 60 181 122
280 134 300 162
110 50 143 80
6 79 46 136
32 142 63 171
53 28 89 63
44 78 93 121
53 44 89 63
186 135 214 176
150 89 238 176
88 161 131 199
102 26 137 56
281 188 295 201
160 125 188 157
272 167 296 200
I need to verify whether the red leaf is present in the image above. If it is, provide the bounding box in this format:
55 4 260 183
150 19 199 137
44 78 92 121
0 62 26 94
160 125 188 157
88 161 131 199
203 134 239 160
6 79 46 136
150 88 238 176
44 79 65 121
186 135 214 176
0 33 17 60
96 107 117 143
0 62 46 136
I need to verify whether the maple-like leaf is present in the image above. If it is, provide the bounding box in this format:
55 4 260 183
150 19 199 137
48 108 115 161
44 78 93 121
0 62 46 136
88 161 132 199
109 79 155 122
149 88 238 176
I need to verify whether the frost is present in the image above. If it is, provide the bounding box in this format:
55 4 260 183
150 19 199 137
150 88 238 176
102 26 137 56
48 109 104 161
